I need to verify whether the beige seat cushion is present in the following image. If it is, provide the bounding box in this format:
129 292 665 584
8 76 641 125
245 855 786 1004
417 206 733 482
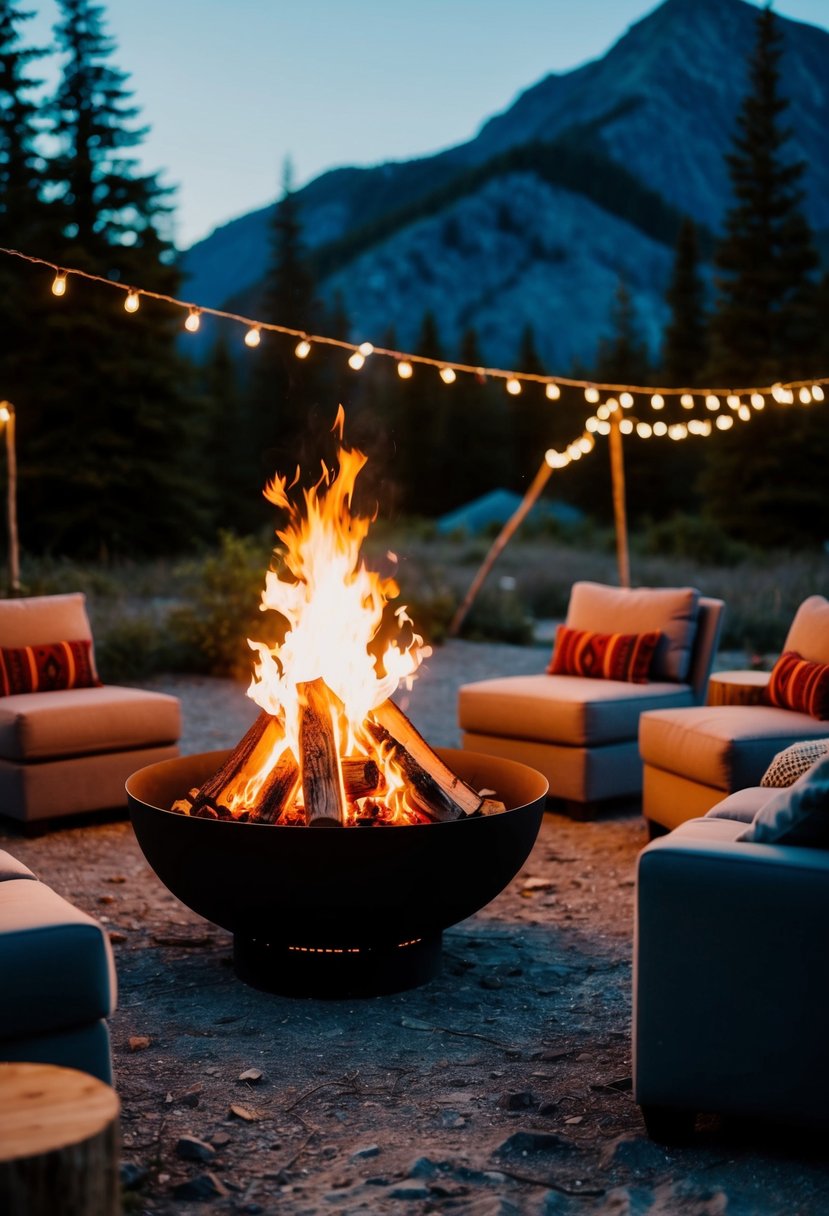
0 685 181 761
459 673 693 747
567 582 699 682
0 849 36 882
640 705 829 793
0 878 116 1040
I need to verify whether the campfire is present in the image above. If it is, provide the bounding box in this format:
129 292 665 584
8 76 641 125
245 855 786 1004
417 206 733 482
127 412 547 997
171 408 503 829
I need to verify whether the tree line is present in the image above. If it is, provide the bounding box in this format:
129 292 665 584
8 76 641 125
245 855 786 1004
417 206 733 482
1 1 826 558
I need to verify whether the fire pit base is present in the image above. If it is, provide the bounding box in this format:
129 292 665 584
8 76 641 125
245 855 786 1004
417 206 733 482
233 931 442 998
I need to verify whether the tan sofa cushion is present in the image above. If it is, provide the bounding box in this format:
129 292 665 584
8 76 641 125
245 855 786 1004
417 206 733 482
459 673 693 747
784 596 829 664
0 593 93 647
0 849 36 882
640 704 829 792
0 685 181 761
0 878 116 1039
567 582 699 682
704 787 770 823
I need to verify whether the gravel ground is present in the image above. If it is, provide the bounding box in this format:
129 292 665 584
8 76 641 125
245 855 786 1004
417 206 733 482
2 640 827 1216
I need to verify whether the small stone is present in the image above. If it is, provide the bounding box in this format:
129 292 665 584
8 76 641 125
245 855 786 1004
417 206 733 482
480 975 503 990
600 1135 668 1175
171 1172 228 1201
128 1035 150 1052
408 1157 441 1179
211 1132 231 1147
495 1131 569 1157
564 1115 583 1125
238 1068 263 1084
229 1104 257 1122
176 1135 216 1163
177 1086 203 1108
106 875 127 884
497 1090 537 1111
350 1144 380 1160
119 1161 147 1190
538 1101 560 1117
98 894 116 905
440 1110 467 1129
389 1185 431 1200
108 931 127 944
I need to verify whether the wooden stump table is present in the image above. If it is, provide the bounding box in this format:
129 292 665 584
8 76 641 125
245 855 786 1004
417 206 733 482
707 669 771 707
0 1062 120 1216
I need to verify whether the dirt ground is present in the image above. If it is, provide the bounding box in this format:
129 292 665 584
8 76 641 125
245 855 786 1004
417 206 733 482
3 641 828 1215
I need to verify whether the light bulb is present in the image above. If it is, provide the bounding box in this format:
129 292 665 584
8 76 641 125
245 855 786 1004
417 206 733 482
619 392 634 409
358 341 374 356
653 420 667 436
51 272 67 297
244 326 261 347
680 393 694 409
771 383 786 402
812 385 825 402
584 387 600 404
596 420 611 436
751 393 765 409
650 393 664 410
578 435 594 453
705 394 720 411
619 418 634 435
545 449 568 469
0 406 9 423
636 422 653 439
605 398 619 413
545 383 561 400
716 415 733 430
738 404 751 421
726 394 740 409
348 351 365 370
567 444 582 461
799 386 812 404
397 360 413 379
669 425 688 440
597 404 610 421
506 377 522 395
124 290 140 313
440 367 456 384
585 416 599 432
295 339 311 359
184 308 201 333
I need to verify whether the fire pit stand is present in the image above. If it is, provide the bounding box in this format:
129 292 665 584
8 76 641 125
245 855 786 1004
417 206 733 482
127 748 547 998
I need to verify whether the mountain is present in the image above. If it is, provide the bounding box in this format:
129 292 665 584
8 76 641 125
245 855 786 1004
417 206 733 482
181 0 829 370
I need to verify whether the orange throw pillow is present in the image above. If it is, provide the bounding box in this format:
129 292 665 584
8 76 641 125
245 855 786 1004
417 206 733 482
0 639 100 696
765 651 829 720
547 625 660 684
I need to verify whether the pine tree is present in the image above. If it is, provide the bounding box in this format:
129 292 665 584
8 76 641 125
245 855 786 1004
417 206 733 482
662 218 708 386
20 0 210 557
702 6 825 545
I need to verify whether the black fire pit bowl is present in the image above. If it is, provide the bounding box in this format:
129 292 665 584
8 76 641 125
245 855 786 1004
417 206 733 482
127 747 547 998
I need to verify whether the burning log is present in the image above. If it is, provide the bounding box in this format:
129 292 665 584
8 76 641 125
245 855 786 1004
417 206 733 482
341 757 383 801
249 750 300 824
364 720 463 823
372 700 483 816
188 711 274 815
298 678 346 826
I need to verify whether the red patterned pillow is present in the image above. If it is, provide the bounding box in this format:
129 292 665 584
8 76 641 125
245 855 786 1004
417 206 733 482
0 639 100 696
547 625 661 683
765 651 829 720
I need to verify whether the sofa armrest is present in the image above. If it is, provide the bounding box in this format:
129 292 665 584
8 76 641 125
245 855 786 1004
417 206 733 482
634 827 829 1123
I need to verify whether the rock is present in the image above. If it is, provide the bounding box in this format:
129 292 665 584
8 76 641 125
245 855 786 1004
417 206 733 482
211 1132 231 1147
229 1104 257 1122
497 1090 537 1111
408 1157 441 1179
538 1101 560 1116
175 1135 216 1163
238 1067 263 1083
108 931 127 944
119 1161 147 1190
350 1144 380 1160
177 1086 202 1108
128 1035 150 1052
600 1135 668 1175
495 1131 569 1157
390 1184 431 1200
480 975 503 989
440 1110 467 1128
171 1172 228 1201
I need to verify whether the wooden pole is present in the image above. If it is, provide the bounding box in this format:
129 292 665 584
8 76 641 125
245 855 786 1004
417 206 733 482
608 415 631 588
447 457 553 638
1 402 20 595
0 1062 120 1216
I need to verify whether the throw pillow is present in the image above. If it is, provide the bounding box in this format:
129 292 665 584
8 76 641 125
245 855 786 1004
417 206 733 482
0 639 100 696
764 650 829 720
547 624 660 683
565 582 699 682
760 738 829 788
742 754 829 846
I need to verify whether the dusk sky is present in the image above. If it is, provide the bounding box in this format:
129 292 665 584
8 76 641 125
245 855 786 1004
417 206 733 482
27 0 829 250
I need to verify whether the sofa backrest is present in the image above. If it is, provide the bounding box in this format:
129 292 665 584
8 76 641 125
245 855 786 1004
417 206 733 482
687 597 726 704
0 593 94 647
783 596 829 664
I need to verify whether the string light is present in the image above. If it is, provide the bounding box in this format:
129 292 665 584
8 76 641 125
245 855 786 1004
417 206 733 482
653 420 667 436
619 418 634 435
0 247 825 428
716 415 733 430
348 351 365 370
738 404 751 421
636 422 653 439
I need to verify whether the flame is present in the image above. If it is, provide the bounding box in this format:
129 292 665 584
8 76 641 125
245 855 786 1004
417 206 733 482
240 415 432 824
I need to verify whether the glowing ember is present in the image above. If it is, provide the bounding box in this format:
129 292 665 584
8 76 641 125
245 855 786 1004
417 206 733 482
172 410 504 828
